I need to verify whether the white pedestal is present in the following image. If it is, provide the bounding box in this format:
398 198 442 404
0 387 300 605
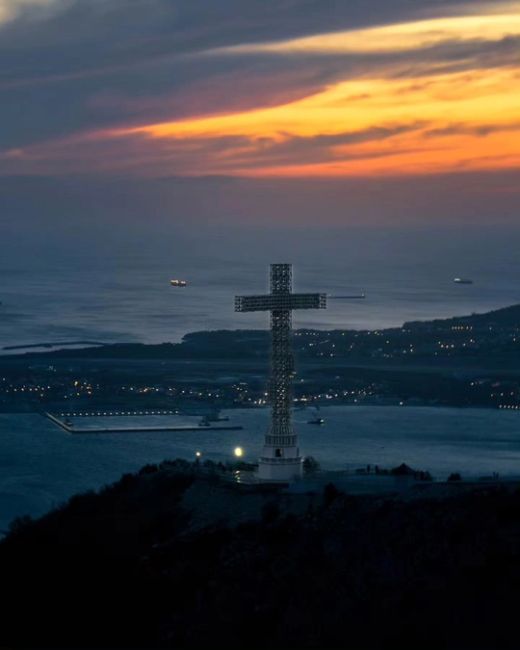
257 457 303 482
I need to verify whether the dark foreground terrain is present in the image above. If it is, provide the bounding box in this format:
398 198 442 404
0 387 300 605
1 461 520 649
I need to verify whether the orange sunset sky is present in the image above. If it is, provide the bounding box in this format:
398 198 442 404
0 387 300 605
1 0 519 181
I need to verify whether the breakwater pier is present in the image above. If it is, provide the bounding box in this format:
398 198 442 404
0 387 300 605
43 411 243 434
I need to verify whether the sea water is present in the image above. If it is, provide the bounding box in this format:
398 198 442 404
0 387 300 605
1 226 520 350
1 406 520 531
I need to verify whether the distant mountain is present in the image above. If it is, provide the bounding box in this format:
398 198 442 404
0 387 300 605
405 303 520 330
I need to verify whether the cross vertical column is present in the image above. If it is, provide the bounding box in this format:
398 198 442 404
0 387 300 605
265 264 298 456
235 263 327 481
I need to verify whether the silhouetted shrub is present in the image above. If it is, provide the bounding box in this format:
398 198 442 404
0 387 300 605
323 482 340 507
303 456 320 474
448 472 462 482
139 463 159 475
391 463 415 476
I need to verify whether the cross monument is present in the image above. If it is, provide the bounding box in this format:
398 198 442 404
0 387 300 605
235 263 327 481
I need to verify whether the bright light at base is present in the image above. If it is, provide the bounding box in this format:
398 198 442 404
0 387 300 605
234 446 244 458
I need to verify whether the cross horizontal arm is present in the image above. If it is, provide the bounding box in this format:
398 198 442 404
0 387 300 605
235 293 327 312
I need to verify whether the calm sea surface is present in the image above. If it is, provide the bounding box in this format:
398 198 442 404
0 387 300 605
1 228 520 350
1 406 520 531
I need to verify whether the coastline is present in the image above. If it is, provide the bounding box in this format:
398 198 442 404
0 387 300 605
2 303 520 413
4 301 520 359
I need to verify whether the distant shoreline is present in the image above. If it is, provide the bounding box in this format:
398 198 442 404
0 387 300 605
3 302 520 360
3 340 106 351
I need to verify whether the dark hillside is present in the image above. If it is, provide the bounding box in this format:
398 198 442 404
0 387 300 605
2 462 520 649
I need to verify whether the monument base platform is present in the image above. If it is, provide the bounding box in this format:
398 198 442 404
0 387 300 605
257 457 303 482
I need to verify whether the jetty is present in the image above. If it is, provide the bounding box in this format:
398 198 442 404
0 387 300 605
43 412 243 434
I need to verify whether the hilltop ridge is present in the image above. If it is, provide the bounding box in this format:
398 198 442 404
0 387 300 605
1 461 520 649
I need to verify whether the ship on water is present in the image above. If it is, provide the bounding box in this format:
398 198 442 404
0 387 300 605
170 279 187 287
453 278 473 285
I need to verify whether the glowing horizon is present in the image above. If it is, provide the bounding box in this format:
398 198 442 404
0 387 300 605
111 63 520 178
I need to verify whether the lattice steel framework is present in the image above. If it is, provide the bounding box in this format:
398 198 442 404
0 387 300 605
235 264 326 477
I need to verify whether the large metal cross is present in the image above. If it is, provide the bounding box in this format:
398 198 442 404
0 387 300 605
235 263 327 480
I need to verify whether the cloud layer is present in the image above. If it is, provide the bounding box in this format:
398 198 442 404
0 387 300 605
0 0 519 227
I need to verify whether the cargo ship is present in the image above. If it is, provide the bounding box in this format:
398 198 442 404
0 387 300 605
453 278 473 285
